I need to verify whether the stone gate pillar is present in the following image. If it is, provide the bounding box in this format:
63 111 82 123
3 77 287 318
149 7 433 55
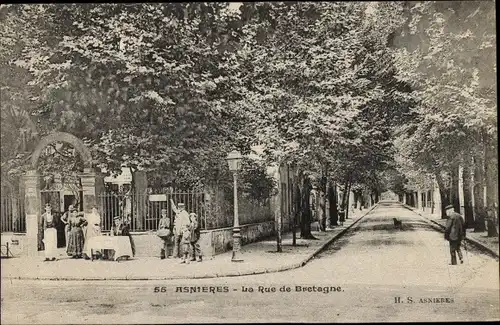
24 170 42 256
80 168 104 215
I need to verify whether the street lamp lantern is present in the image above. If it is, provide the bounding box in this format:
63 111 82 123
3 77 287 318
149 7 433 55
226 150 243 172
225 150 244 262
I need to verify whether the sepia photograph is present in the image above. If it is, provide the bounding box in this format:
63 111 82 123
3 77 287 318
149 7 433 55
0 1 498 323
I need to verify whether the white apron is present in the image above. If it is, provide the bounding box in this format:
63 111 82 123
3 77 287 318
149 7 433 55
43 213 58 259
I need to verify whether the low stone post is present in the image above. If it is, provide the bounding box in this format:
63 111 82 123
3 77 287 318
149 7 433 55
24 170 42 256
80 168 104 216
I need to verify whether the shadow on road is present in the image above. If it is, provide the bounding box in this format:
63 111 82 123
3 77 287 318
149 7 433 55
354 220 438 233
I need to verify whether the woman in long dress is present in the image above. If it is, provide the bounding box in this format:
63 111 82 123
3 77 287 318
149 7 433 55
66 206 87 258
83 206 102 259
40 203 58 261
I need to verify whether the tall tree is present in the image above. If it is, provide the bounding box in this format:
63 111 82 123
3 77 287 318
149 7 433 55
392 1 496 220
7 3 256 188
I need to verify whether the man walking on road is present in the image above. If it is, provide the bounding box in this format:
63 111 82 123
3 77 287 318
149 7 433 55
444 204 466 265
171 199 190 258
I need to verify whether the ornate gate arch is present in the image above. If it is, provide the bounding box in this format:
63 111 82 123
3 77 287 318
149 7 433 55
23 132 103 256
30 132 93 170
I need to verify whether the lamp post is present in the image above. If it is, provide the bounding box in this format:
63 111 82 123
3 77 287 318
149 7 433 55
226 150 243 262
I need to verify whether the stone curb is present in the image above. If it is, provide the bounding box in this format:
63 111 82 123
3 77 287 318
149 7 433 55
3 205 378 281
403 204 499 260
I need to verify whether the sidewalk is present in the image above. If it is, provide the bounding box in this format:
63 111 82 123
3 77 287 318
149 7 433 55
405 205 499 258
1 206 376 281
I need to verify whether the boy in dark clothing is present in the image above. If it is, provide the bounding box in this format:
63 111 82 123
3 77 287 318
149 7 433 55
189 213 202 262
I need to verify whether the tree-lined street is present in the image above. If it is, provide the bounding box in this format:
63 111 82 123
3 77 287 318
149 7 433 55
1 2 498 323
2 202 498 323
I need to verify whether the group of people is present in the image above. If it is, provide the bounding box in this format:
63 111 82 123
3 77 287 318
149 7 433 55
157 199 202 263
40 199 200 263
40 203 136 261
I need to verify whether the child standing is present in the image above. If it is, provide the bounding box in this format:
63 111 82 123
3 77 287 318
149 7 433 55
189 213 202 262
180 224 191 264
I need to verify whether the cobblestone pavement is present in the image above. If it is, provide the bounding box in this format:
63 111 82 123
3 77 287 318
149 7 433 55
2 201 498 323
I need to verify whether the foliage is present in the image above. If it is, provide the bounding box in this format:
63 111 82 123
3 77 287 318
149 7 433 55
392 1 496 184
2 2 494 218
3 3 254 188
235 2 413 198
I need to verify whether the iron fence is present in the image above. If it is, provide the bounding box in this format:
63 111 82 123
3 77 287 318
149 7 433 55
1 195 26 233
98 191 207 232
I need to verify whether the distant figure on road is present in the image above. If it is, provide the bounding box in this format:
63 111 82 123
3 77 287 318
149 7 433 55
444 205 466 265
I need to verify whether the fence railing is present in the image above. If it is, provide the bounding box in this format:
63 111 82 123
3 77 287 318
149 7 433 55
97 191 274 232
1 195 26 233
98 191 207 232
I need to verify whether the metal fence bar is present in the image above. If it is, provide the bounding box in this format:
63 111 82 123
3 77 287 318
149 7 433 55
1 196 11 233
1 194 26 233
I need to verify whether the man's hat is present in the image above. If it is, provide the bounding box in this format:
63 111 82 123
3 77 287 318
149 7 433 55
178 202 185 208
114 216 121 220
445 204 454 210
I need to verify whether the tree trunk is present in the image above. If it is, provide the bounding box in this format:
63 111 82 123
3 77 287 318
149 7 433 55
430 188 435 214
300 176 316 239
487 213 498 237
341 180 349 210
328 183 335 228
276 170 283 253
293 183 301 246
320 172 327 231
345 181 352 219
462 157 474 228
435 173 448 219
328 183 338 227
473 151 486 232
450 164 460 213
484 136 498 236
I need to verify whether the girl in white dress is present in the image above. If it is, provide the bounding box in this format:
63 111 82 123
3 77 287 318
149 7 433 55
83 206 102 259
